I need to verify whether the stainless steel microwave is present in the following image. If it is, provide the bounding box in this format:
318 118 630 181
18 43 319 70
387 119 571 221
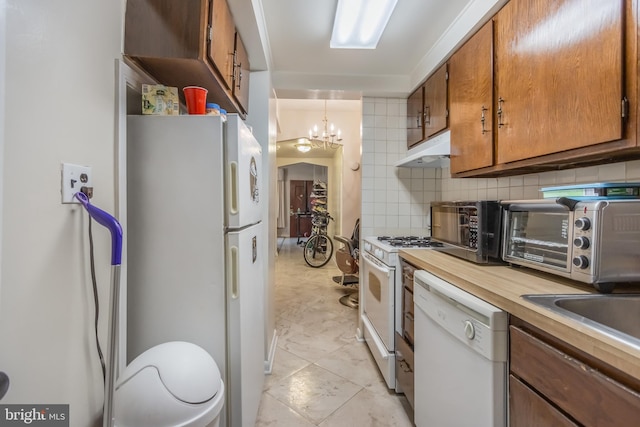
430 201 503 264
501 198 640 292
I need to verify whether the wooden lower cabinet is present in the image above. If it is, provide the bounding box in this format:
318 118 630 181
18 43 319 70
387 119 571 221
509 375 577 427
509 324 640 427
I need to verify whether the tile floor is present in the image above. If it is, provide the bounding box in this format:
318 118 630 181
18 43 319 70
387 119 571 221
255 238 413 426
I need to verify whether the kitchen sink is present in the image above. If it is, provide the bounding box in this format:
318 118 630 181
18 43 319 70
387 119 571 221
522 294 640 350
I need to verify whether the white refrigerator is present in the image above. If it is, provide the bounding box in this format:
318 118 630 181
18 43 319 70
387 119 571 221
126 114 264 427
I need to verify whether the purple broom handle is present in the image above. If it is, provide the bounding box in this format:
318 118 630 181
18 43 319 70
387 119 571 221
74 192 123 266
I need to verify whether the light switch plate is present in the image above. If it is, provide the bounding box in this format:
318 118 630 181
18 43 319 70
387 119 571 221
61 163 92 204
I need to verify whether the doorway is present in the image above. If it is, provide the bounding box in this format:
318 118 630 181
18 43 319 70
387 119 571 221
277 163 329 239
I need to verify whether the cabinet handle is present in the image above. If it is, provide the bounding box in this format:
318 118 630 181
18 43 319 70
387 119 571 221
497 97 505 128
399 360 413 373
424 105 430 126
236 66 242 89
416 110 421 128
481 106 489 134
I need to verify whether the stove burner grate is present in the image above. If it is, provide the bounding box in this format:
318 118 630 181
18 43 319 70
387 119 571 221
377 236 443 248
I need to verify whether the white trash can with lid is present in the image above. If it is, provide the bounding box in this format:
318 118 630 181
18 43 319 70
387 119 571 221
114 341 225 427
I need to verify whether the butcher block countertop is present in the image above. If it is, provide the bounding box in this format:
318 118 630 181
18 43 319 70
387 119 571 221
399 249 640 381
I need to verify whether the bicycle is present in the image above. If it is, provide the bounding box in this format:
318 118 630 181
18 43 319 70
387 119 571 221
303 212 334 268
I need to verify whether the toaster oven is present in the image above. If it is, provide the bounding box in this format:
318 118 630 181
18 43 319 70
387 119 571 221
501 198 640 292
430 201 503 264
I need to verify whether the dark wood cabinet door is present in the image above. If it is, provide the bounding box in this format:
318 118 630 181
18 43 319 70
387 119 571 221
494 0 624 164
423 63 448 139
510 326 640 427
290 180 308 213
208 0 235 90
407 85 424 148
449 21 494 174
233 32 250 114
509 375 578 427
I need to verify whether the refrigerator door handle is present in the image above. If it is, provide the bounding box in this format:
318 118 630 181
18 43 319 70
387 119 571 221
228 246 239 299
228 161 238 215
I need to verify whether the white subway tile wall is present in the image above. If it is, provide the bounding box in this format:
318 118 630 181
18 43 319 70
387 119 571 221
361 96 640 238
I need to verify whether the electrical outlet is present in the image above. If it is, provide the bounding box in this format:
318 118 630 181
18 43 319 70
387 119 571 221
61 163 92 204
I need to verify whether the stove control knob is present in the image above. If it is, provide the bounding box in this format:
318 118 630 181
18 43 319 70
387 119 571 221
574 217 591 231
572 255 589 269
374 248 383 259
464 320 475 340
573 236 590 250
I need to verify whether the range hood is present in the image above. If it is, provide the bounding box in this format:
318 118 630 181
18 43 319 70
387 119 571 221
395 130 450 168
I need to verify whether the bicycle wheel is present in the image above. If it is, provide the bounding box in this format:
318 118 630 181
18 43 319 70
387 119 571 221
303 234 334 268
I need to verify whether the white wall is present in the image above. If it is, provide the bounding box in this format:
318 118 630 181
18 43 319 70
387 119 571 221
440 162 640 201
246 70 278 372
0 1 5 350
0 1 122 425
361 97 439 238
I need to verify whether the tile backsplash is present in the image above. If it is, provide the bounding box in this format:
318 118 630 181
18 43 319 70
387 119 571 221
361 96 640 238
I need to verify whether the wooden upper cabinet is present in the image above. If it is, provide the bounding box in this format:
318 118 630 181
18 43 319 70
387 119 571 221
449 21 494 174
494 0 624 164
423 64 448 139
124 0 249 117
407 63 448 148
233 32 250 114
208 0 235 91
407 85 425 148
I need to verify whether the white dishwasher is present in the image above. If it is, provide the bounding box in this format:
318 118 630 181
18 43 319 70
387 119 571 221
413 270 508 427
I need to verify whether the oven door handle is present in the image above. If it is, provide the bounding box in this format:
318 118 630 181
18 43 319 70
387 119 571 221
363 252 392 274
363 317 390 360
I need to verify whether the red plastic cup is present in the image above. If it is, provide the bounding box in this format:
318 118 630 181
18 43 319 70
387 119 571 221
183 86 208 115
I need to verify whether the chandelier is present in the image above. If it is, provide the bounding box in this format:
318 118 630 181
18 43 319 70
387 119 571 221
296 100 343 152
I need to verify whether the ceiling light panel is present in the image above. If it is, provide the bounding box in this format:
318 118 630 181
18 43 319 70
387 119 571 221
330 0 398 49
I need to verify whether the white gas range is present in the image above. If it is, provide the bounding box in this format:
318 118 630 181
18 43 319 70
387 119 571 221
360 236 443 391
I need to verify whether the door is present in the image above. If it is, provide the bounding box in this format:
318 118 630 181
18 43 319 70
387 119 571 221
407 85 424 147
208 0 235 90
423 63 448 139
362 252 394 350
449 21 494 174
233 32 250 114
289 180 312 238
494 0 624 163
226 115 262 228
226 222 265 427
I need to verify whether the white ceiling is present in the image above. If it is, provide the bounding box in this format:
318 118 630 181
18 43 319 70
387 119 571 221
230 0 506 99
262 0 470 99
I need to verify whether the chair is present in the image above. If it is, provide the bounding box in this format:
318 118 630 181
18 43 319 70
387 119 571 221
333 219 360 308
